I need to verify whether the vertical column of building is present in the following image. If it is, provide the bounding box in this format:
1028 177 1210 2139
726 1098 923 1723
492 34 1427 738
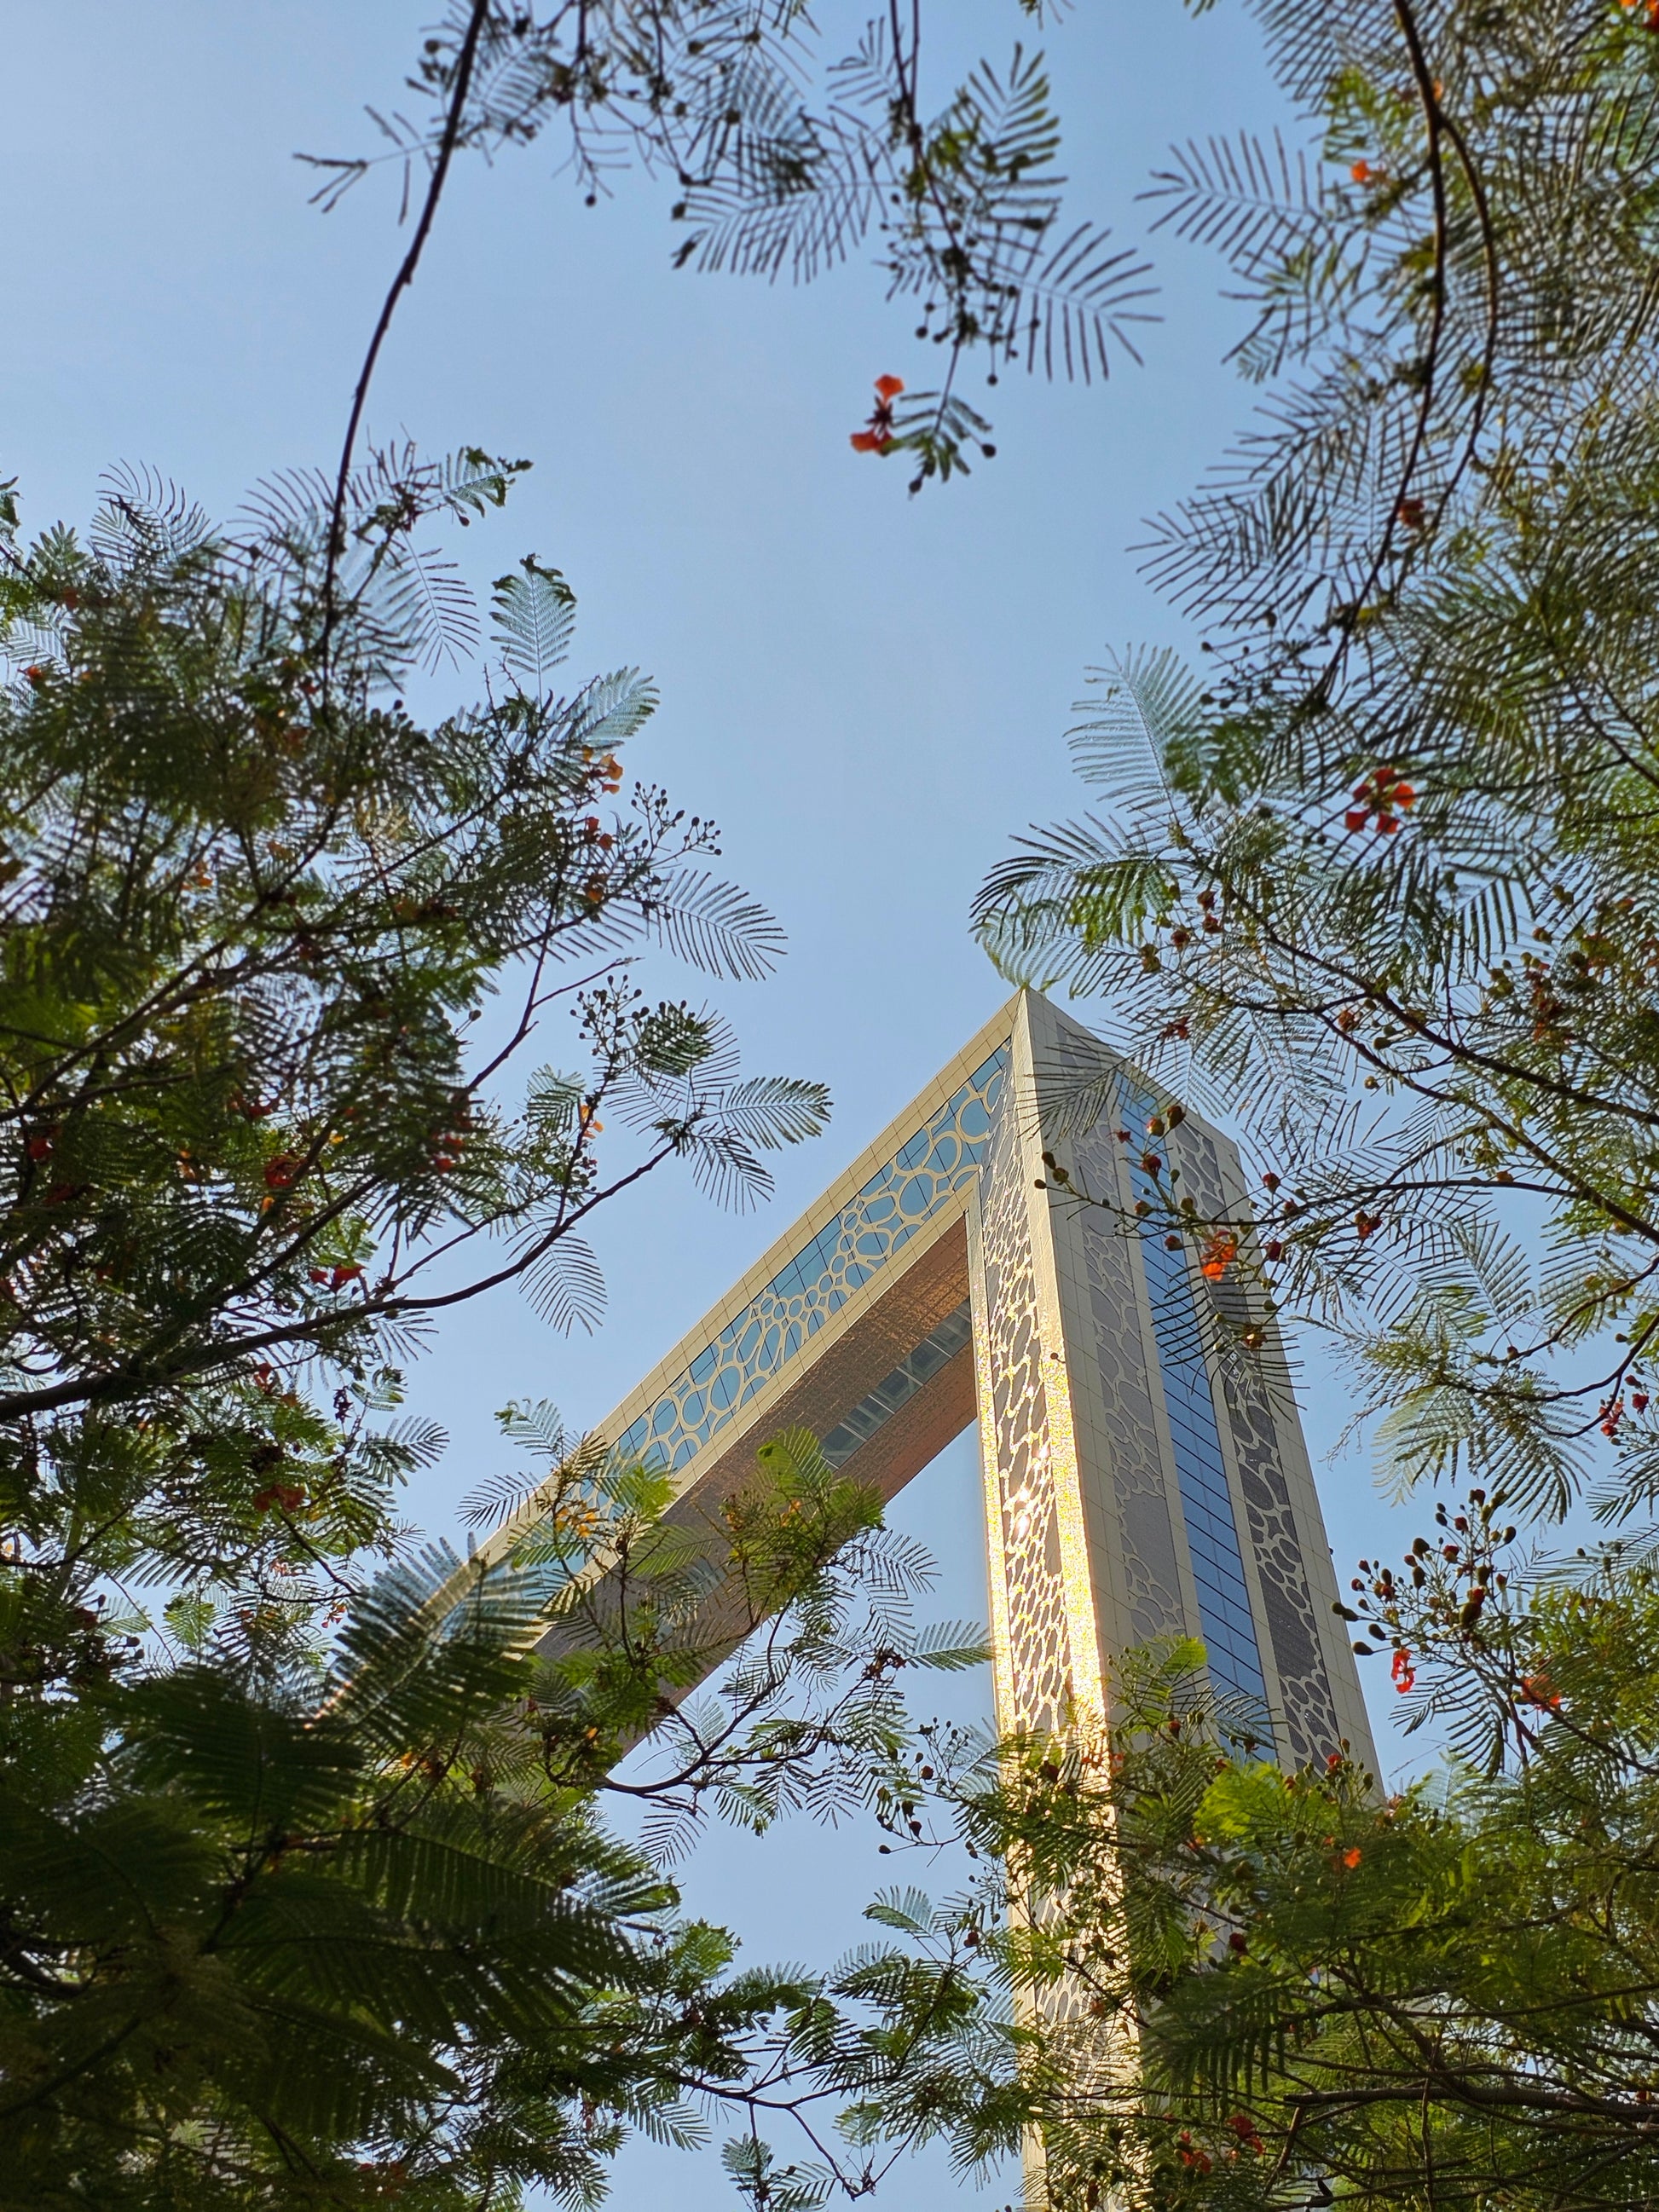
970 991 1376 1776
1171 1120 1378 1768
967 994 1104 1741
967 999 1133 2212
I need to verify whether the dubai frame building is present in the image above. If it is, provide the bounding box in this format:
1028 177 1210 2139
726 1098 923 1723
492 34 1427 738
484 988 1374 1771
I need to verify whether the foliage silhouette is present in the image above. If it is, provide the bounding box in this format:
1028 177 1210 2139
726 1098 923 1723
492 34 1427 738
0 459 1018 2206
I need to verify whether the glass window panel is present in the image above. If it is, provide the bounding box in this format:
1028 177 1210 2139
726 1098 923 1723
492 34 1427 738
1122 1082 1269 1712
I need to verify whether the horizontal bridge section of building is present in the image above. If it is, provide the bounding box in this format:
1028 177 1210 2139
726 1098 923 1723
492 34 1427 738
466 986 1377 1789
474 1002 1019 1578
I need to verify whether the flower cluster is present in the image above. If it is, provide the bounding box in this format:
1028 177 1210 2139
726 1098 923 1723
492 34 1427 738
1334 1490 1519 1690
1344 763 1417 835
850 373 905 454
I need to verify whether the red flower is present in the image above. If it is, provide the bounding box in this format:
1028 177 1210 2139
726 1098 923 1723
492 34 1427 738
1346 763 1420 835
263 1152 302 1191
253 1481 306 1515
851 374 905 453
1199 1231 1238 1280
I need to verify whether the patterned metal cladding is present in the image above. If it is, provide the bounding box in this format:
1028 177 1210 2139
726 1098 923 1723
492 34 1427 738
611 1048 1008 1476
962 998 1365 1774
1066 1118 1187 1649
973 1065 1077 1738
527 990 1369 1782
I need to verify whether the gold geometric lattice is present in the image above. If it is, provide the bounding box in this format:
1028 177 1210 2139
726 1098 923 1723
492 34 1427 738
476 990 1374 1777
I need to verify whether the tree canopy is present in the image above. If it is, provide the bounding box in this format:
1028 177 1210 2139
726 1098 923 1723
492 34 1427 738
0 457 1001 2207
29 1 1659 2206
843 1546 1659 2212
893 3 1659 2206
316 0 1153 492
977 0 1659 1523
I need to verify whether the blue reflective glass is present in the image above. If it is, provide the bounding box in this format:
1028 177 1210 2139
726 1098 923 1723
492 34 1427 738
1120 1083 1268 1712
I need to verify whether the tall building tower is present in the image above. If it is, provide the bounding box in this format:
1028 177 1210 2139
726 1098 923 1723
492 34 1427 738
477 990 1373 1772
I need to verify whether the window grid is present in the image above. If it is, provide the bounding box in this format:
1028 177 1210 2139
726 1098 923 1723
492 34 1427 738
821 1300 973 1467
1121 1087 1269 1711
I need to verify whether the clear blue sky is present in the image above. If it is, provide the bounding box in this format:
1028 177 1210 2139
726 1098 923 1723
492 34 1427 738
2 6 1418 2203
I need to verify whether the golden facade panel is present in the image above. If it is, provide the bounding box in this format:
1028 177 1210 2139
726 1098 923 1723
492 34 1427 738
477 990 1375 1777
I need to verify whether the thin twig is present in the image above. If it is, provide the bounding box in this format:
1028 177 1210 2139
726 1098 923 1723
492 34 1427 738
319 0 493 686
